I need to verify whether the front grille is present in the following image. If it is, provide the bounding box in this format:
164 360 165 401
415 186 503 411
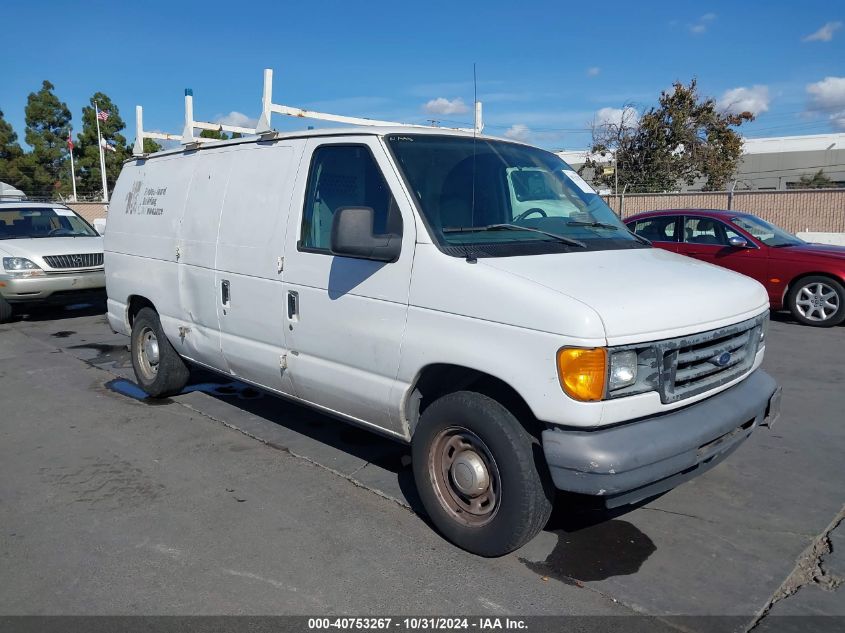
657 315 765 404
43 253 103 269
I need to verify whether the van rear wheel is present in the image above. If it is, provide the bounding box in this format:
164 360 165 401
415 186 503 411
130 307 189 397
412 391 553 557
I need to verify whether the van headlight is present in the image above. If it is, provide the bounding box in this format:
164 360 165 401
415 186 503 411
2 257 45 277
609 350 638 390
557 346 656 401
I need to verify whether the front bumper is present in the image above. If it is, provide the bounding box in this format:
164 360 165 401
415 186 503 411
542 369 780 508
0 270 105 304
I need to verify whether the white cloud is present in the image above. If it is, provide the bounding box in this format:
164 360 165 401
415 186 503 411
504 124 532 142
689 13 716 34
214 111 258 129
806 76 845 130
594 106 640 129
803 21 842 42
422 97 469 115
717 85 770 115
586 67 601 77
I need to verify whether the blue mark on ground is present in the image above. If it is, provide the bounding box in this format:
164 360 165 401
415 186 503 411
105 377 263 404
105 378 157 401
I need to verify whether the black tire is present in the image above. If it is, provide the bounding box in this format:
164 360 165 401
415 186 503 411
130 307 190 397
412 391 554 557
0 297 12 323
786 275 845 327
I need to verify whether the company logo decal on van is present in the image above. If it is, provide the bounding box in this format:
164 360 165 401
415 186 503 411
125 181 167 216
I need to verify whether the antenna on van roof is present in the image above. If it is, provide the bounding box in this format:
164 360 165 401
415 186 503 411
133 68 484 156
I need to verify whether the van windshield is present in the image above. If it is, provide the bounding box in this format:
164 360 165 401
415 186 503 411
0 207 98 239
386 134 644 257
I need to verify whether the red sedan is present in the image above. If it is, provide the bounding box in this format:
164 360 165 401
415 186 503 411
626 209 845 327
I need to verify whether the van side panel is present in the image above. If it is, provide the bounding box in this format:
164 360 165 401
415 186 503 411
214 141 302 392
177 149 234 368
106 154 197 340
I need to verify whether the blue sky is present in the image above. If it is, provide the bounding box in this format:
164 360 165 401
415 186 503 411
1 0 843 150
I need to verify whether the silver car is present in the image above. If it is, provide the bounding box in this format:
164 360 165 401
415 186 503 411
0 201 105 322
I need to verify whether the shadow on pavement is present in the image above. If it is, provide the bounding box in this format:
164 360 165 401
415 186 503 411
105 368 654 576
11 296 107 323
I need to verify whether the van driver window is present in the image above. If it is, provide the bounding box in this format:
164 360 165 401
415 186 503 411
300 145 402 252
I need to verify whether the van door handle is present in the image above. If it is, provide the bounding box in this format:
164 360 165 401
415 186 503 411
221 280 231 306
287 290 299 320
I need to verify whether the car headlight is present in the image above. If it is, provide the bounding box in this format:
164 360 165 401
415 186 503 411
2 257 45 277
609 350 638 391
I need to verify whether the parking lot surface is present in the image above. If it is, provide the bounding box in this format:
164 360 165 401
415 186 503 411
1 303 843 628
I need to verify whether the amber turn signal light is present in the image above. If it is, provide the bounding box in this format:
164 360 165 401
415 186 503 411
556 347 607 401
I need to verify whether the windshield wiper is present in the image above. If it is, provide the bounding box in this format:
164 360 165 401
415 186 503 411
566 219 652 245
566 220 618 230
443 224 586 248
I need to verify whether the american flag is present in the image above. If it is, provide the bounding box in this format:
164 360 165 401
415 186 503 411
97 109 110 122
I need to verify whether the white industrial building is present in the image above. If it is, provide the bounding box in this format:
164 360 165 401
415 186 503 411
557 132 845 191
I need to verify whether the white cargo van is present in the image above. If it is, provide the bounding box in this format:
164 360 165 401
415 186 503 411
106 125 781 556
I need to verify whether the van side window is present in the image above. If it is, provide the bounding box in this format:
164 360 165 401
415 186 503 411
300 145 402 253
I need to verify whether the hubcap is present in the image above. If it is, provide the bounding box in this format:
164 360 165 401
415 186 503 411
795 282 839 322
429 427 500 526
137 326 160 379
451 450 490 496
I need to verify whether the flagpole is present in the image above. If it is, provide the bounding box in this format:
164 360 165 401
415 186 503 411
94 101 109 203
68 135 77 202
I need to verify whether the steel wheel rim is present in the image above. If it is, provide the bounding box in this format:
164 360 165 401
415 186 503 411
136 326 160 380
795 282 839 322
428 426 501 527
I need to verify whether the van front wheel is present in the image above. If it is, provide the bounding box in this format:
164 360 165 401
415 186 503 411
130 307 189 397
412 391 553 557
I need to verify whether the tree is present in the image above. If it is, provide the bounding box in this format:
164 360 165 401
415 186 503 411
142 137 163 153
797 169 837 189
585 80 753 193
75 92 130 198
199 129 229 140
0 109 27 191
22 80 72 198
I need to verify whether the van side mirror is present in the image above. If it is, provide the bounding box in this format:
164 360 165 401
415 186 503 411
330 207 401 262
728 236 749 248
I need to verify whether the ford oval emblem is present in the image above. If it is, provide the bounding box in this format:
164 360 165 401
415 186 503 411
712 351 732 367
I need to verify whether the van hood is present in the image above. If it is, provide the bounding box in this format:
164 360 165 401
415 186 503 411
0 236 103 268
479 247 769 343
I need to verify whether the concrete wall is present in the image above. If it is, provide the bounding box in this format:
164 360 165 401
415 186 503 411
604 188 845 233
796 232 845 246
66 202 108 224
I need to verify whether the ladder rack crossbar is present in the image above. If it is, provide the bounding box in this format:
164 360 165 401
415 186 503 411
133 68 484 157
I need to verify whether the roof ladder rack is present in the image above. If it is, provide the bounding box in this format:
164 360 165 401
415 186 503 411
134 89 258 156
255 69 482 134
134 68 483 156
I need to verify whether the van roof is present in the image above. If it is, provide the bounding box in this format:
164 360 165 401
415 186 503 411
130 125 529 162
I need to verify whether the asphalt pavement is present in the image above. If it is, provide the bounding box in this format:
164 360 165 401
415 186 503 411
0 302 842 630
